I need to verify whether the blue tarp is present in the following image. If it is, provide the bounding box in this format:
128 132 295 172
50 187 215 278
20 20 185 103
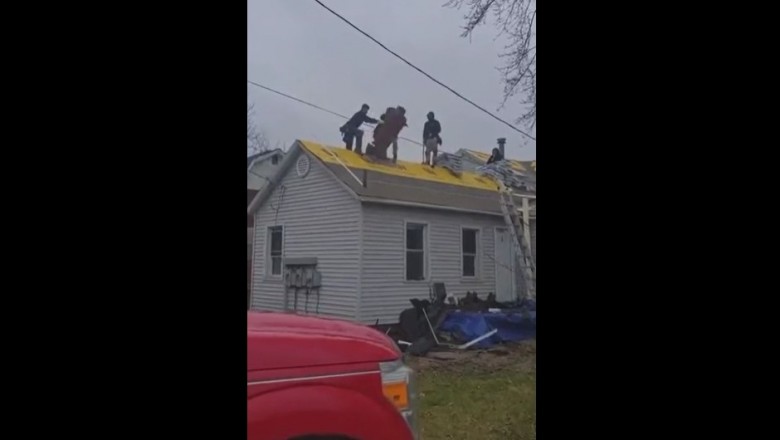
438 310 536 348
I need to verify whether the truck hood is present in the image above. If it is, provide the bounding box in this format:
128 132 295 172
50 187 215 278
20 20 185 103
248 312 400 371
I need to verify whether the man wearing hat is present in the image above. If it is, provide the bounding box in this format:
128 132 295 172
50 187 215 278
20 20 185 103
422 111 442 166
339 103 378 154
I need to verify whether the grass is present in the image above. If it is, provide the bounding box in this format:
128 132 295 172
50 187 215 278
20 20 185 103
409 341 536 440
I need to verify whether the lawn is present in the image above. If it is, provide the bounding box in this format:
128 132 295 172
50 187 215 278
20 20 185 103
408 340 536 440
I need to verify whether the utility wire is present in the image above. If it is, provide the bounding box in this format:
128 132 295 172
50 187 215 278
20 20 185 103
248 80 425 147
248 80 349 120
312 0 536 142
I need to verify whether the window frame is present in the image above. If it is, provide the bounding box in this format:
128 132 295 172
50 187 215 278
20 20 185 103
460 226 481 279
266 225 284 278
403 220 429 282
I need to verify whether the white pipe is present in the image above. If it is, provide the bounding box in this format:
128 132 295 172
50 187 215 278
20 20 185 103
457 329 498 350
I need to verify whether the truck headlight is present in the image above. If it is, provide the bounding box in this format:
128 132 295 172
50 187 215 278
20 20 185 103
380 359 418 438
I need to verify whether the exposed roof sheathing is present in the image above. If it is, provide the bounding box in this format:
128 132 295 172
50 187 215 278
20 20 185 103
248 140 535 217
300 140 499 191
459 149 536 173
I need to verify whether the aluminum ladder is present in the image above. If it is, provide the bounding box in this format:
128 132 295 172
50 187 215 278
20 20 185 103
496 180 536 301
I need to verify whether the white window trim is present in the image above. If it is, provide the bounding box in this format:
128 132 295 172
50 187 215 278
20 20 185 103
266 224 284 279
403 219 429 282
460 225 481 279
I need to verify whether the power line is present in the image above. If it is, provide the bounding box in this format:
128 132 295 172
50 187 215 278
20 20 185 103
248 80 425 147
312 0 536 142
248 80 349 120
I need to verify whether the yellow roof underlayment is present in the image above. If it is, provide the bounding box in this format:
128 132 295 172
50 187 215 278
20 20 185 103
462 149 536 173
299 140 500 191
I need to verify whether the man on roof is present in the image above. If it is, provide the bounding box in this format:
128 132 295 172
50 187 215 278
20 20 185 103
339 103 378 154
377 110 401 163
367 106 407 161
486 147 504 164
422 111 442 166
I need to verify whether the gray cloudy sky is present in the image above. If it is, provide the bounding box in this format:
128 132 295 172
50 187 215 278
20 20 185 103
248 0 536 162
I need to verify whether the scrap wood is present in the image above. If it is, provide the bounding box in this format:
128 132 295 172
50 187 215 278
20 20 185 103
422 308 442 346
424 306 500 350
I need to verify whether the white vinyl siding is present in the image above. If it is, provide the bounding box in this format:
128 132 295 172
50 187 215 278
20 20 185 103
251 151 362 320
360 204 505 324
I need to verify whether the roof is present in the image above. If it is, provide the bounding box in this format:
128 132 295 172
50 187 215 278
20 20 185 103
458 149 536 173
247 189 258 206
247 148 284 170
249 140 535 217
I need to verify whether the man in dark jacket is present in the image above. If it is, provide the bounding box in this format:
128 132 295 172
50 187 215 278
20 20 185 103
486 147 504 164
422 111 442 165
340 103 378 154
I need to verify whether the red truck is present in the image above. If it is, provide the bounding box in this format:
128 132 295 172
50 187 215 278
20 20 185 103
247 312 418 440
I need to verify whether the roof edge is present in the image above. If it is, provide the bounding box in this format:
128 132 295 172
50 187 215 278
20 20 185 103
359 196 502 217
247 143 301 215
247 148 284 171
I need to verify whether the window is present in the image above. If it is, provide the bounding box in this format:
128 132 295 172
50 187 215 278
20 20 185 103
268 226 283 276
271 155 279 165
462 228 479 277
405 223 427 281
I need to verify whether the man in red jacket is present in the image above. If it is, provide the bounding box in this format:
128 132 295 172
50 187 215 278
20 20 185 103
368 106 407 160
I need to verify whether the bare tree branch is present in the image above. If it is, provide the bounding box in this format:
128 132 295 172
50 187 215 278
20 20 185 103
247 103 270 156
446 0 536 128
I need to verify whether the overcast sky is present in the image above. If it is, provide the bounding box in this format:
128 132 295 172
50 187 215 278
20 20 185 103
248 0 536 162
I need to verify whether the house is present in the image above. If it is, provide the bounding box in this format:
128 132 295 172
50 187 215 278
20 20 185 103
248 148 286 308
248 148 285 191
455 140 536 253
247 140 536 324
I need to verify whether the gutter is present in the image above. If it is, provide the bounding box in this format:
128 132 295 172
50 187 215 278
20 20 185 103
359 197 503 217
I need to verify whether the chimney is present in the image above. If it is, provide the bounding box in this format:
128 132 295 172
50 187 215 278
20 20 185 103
497 138 506 157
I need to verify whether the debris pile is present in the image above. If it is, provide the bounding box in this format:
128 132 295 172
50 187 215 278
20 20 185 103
396 286 536 357
458 291 509 311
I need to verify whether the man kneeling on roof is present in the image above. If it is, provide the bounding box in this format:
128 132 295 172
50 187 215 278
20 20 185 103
376 111 401 163
339 103 378 154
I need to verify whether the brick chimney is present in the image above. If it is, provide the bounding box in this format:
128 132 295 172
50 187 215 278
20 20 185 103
497 138 506 157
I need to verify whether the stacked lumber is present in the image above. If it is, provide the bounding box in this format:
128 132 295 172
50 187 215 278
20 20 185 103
477 160 536 192
433 152 463 174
